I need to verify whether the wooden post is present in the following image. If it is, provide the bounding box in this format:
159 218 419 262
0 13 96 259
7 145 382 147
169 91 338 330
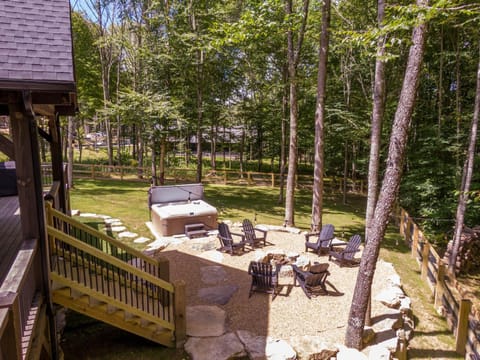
247 172 252 185
399 208 406 237
158 257 170 282
173 280 186 348
48 114 67 213
223 171 227 185
0 294 22 359
396 329 408 360
271 173 275 188
410 222 418 258
421 241 430 281
9 94 58 358
455 299 472 355
91 164 95 179
434 261 446 309
120 166 124 181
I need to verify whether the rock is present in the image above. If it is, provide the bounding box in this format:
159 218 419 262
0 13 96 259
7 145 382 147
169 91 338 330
80 212 98 218
185 332 246 360
197 285 239 305
118 231 137 238
71 209 80 216
362 326 376 346
133 237 150 244
104 218 121 224
237 330 296 360
186 305 226 337
372 308 403 331
336 346 368 360
375 287 404 308
200 266 227 284
367 345 391 359
388 274 402 288
189 237 217 252
111 226 127 232
110 221 123 227
145 238 170 251
399 297 412 313
288 335 338 360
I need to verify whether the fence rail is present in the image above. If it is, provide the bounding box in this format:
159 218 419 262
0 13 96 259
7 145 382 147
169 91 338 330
398 208 480 358
68 163 366 192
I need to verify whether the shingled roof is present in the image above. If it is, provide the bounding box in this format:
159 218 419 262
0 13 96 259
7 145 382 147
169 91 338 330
0 0 76 91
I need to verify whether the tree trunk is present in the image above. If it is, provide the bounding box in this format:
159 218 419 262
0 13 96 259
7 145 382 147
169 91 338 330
342 142 347 205
364 0 387 327
278 65 288 204
345 0 428 348
365 0 386 244
449 40 480 275
159 136 166 185
310 0 330 232
284 0 309 227
151 141 157 186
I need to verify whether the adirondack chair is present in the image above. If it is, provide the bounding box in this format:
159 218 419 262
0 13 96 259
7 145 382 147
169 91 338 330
304 224 335 255
217 222 246 255
329 234 362 266
248 261 281 299
242 219 267 248
292 263 330 298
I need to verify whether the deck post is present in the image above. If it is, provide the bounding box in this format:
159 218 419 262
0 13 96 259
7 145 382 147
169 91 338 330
48 114 67 213
158 257 170 282
455 299 471 355
173 280 186 348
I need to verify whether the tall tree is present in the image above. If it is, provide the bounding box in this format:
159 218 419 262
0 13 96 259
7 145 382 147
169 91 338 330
284 0 310 226
365 0 387 245
345 0 429 349
449 40 480 275
310 0 331 232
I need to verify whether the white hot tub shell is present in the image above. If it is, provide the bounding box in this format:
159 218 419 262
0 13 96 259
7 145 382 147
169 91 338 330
149 184 218 236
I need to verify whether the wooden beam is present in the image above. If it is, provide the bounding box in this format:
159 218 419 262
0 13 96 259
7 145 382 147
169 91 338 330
8 91 59 359
0 133 15 160
37 126 52 143
48 114 67 213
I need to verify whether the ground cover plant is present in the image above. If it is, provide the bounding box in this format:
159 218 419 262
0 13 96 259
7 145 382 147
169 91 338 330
64 179 461 359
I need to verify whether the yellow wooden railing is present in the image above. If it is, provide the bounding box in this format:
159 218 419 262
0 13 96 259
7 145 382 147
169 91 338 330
45 203 186 347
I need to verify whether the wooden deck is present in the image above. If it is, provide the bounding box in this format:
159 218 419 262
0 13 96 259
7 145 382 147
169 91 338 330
0 196 22 283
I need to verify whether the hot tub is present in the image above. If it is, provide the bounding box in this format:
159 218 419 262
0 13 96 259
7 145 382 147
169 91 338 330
148 184 218 236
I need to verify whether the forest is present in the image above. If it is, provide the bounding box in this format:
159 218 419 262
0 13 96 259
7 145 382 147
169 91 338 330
69 1 480 252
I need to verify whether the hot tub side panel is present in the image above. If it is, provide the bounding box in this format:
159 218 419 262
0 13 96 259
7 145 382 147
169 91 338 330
151 207 218 236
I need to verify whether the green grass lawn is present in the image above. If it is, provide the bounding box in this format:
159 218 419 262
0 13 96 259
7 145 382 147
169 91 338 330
67 178 462 359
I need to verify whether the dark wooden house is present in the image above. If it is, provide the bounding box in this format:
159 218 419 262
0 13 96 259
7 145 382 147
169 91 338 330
0 3 185 358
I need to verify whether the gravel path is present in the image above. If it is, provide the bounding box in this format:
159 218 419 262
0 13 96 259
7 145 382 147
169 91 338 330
155 228 398 346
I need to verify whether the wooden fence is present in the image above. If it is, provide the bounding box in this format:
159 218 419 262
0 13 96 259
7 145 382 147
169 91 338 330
398 208 480 358
69 163 366 193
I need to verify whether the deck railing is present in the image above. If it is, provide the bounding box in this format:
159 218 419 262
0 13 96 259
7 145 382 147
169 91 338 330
45 203 169 281
45 203 185 345
0 239 47 359
398 208 480 358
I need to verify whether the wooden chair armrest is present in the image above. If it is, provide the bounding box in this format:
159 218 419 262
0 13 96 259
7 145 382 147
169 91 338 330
305 232 320 242
254 227 268 235
230 231 245 241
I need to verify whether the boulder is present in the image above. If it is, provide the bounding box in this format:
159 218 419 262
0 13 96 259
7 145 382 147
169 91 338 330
197 285 239 305
336 346 368 360
186 305 226 337
185 332 246 360
237 330 296 360
288 335 338 360
200 266 228 284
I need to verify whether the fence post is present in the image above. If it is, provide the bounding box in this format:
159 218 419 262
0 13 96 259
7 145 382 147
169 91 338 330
247 172 252 185
223 171 227 185
173 280 186 348
91 164 95 179
271 173 275 188
120 166 123 181
421 241 430 281
434 261 446 309
455 299 472 355
399 209 406 237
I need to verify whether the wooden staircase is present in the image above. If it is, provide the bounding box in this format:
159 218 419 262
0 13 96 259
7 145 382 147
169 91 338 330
45 204 186 348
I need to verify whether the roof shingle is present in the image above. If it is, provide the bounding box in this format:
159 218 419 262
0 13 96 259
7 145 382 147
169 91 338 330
0 0 75 88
